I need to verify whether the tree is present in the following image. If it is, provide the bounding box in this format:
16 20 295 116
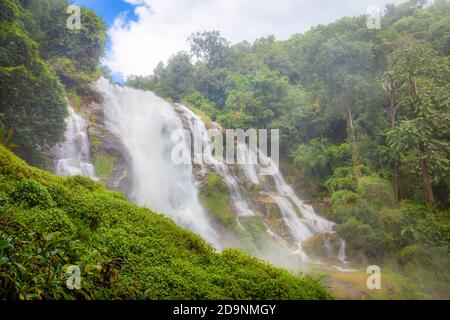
188 31 229 71
19 0 106 90
0 121 17 150
301 33 375 181
0 0 68 161
143 52 195 101
387 40 449 208
383 71 403 204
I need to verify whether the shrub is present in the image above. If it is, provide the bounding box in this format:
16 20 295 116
16 207 76 237
325 166 357 193
358 175 394 209
11 179 54 208
292 140 351 187
335 217 374 251
204 173 227 195
400 245 418 264
331 190 360 210
1 144 332 300
67 175 101 191
94 154 117 179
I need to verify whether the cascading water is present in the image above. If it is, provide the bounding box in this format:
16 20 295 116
54 106 96 178
83 77 345 265
53 78 345 267
96 79 219 247
173 102 343 262
174 104 255 218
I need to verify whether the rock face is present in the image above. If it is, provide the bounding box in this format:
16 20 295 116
80 95 132 194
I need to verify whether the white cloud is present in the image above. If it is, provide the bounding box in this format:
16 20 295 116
105 0 406 77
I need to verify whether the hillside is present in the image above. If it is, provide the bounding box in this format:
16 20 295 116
0 145 331 300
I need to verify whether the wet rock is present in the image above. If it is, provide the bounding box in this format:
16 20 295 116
80 99 132 194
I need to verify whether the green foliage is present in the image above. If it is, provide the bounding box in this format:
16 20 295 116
335 218 374 251
188 31 230 71
94 154 116 180
0 122 17 150
11 179 54 208
357 176 395 209
128 0 449 210
325 167 358 193
293 139 351 186
0 2 68 157
182 91 218 120
0 0 18 23
331 190 360 213
200 173 236 230
0 146 331 299
67 175 102 192
20 1 106 88
240 217 267 248
386 39 449 206
0 0 106 162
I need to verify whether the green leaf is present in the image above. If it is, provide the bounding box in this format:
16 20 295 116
0 240 10 250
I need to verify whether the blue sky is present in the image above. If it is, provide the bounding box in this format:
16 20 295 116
72 0 138 82
73 0 136 27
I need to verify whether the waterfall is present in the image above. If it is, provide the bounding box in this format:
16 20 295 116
173 102 341 260
52 79 345 264
174 103 255 218
271 172 335 235
54 106 96 178
338 239 347 263
96 79 219 247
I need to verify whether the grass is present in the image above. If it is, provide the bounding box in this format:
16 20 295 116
94 154 116 179
200 173 238 231
0 146 332 300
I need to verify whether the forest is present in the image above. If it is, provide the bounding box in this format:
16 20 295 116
0 0 449 300
126 0 450 294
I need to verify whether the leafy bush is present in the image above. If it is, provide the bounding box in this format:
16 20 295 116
331 190 360 210
293 139 351 184
11 179 54 208
67 175 101 191
94 154 117 180
200 173 236 230
15 207 76 237
335 217 374 251
325 167 357 193
357 175 395 209
0 146 332 300
204 173 227 194
182 91 218 119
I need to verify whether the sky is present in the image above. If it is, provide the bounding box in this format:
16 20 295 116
74 0 407 81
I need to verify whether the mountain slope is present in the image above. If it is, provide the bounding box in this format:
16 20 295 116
0 146 331 300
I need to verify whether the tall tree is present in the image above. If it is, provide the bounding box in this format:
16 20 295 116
0 0 67 161
188 31 229 71
383 72 403 204
387 40 449 208
302 34 375 181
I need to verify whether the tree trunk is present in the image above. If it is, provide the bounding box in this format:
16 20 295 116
386 76 401 205
418 142 435 208
392 165 400 205
346 103 361 181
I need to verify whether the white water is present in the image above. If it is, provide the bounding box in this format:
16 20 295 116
338 239 347 263
97 79 219 247
271 172 335 235
52 79 346 266
174 102 341 260
54 106 96 178
175 103 255 218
